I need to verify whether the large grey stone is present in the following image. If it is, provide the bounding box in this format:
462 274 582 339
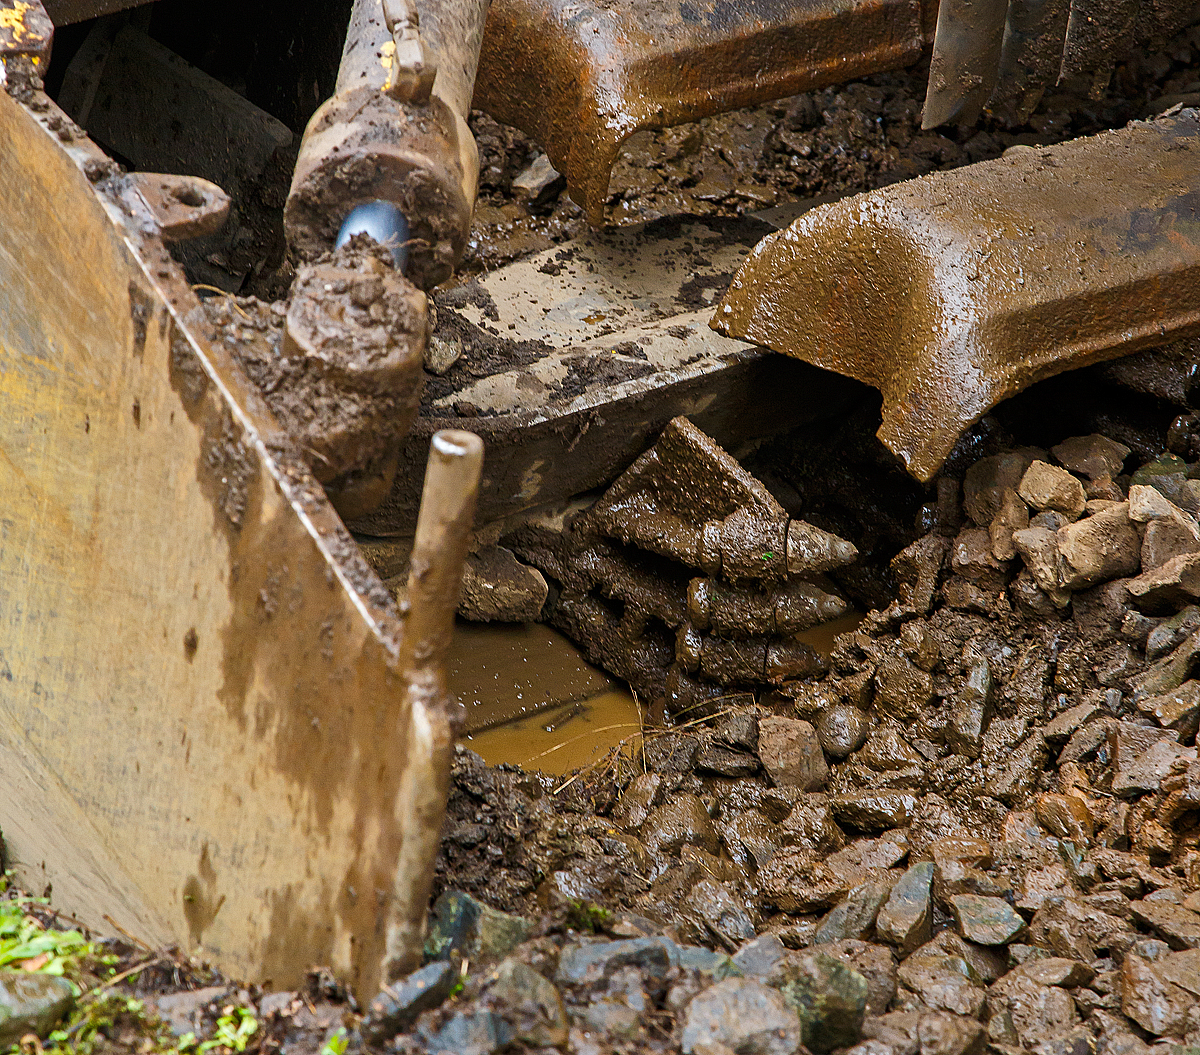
425 890 533 962
418 1009 515 1055
556 937 674 986
774 950 869 1053
876 862 934 955
682 978 801 1055
813 878 894 945
484 958 568 1048
0 973 75 1047
950 895 1025 945
687 879 756 947
363 961 458 1044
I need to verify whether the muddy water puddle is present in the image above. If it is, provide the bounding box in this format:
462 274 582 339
454 613 863 776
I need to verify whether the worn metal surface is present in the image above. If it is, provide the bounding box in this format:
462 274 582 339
0 65 468 996
922 0 1009 127
922 0 1199 123
129 173 230 242
345 213 865 537
714 110 1200 484
286 0 487 287
0 0 51 65
473 0 935 226
59 22 295 293
41 0 144 23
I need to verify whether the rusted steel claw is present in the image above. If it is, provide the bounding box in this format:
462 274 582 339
687 576 848 639
714 111 1200 484
588 416 857 582
473 0 934 225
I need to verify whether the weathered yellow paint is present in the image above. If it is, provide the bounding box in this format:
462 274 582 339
0 72 455 996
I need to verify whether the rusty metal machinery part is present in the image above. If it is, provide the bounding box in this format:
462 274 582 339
1 0 51 66
285 0 488 289
0 48 479 995
473 0 937 226
923 0 1199 126
129 172 230 243
922 0 1010 127
713 110 1200 484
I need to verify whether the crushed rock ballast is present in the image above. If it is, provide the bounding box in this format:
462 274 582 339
365 421 1200 1055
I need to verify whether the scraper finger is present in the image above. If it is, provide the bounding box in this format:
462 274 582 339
922 0 1012 129
1058 0 1138 96
989 0 1070 124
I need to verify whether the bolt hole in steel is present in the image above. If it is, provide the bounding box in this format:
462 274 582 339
336 199 410 271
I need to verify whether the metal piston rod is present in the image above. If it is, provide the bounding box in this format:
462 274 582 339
285 0 489 289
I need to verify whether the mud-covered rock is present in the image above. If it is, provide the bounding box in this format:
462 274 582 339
642 794 720 857
1057 504 1141 590
758 717 829 790
1019 461 1087 519
818 704 870 760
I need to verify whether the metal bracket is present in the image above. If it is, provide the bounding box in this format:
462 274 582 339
0 0 53 67
381 0 437 104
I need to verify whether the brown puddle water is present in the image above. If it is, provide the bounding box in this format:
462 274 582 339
455 612 864 776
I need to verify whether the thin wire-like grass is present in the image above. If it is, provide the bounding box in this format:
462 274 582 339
191 283 250 320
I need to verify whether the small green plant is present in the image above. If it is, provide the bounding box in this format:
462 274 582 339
321 1028 350 1055
565 899 615 934
196 1006 258 1054
0 896 90 975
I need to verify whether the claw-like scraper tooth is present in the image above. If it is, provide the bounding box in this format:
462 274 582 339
922 0 1012 129
1058 0 1138 96
989 0 1070 124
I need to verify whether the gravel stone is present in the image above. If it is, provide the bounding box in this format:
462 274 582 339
950 895 1026 945
1018 461 1086 518
774 949 869 1053
758 717 830 790
681 978 801 1055
876 862 935 955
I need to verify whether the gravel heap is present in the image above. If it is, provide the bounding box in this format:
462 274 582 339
372 428 1200 1055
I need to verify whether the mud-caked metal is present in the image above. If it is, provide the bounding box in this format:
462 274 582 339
0 47 479 998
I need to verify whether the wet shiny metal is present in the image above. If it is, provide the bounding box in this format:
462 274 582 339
336 199 411 271
714 110 1200 483
473 0 936 226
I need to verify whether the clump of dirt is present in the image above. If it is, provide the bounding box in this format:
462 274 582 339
201 237 425 493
